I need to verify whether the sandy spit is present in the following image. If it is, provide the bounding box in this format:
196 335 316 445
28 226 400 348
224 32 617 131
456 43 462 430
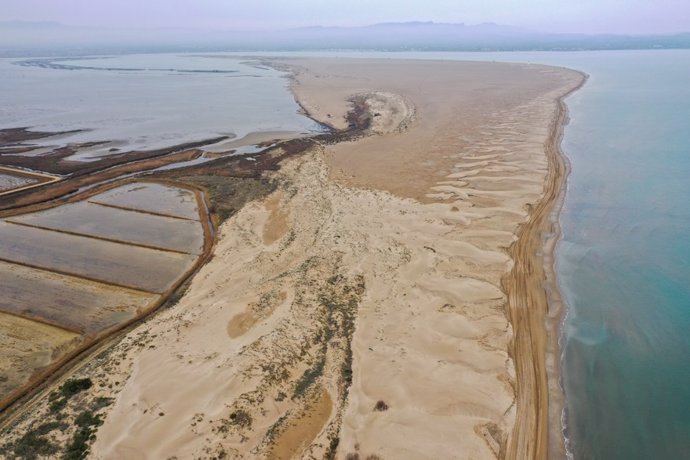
0 58 584 460
281 58 585 459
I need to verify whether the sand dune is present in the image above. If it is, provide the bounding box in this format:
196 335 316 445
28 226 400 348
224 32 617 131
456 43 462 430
0 59 583 460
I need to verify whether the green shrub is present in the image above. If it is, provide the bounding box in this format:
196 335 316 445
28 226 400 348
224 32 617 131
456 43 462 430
293 358 325 399
60 378 92 398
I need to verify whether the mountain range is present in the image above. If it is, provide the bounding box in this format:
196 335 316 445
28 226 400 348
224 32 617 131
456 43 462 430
2 21 690 56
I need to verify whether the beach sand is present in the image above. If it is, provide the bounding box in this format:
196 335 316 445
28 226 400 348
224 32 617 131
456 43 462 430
0 59 583 459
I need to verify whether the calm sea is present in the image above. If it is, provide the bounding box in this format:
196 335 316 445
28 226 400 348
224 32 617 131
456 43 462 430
548 50 690 459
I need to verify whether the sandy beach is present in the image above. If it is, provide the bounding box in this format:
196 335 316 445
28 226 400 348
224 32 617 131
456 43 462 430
0 58 583 459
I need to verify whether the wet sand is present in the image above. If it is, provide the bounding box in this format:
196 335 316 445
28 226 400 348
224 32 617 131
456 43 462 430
1 58 583 459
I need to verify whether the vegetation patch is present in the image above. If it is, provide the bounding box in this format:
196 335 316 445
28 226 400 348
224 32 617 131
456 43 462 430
374 400 389 412
293 357 326 400
1 421 65 460
216 408 253 436
227 410 253 429
176 175 276 224
60 378 93 398
64 410 103 460
47 378 93 414
1 375 116 460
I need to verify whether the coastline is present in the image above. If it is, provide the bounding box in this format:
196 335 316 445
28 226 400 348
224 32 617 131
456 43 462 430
281 58 586 458
502 70 587 460
545 73 588 459
0 58 586 459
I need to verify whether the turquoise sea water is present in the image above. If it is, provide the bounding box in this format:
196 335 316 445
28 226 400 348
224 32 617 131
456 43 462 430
552 51 690 459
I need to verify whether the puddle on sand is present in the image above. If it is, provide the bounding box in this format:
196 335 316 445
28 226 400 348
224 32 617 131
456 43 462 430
0 312 80 400
0 261 157 334
9 201 204 254
89 183 201 220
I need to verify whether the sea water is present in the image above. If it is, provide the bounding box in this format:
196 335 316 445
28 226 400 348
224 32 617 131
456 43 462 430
546 51 690 459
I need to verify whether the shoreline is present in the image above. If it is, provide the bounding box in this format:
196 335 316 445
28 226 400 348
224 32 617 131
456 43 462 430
545 73 588 460
0 58 586 459
282 58 587 458
502 70 587 460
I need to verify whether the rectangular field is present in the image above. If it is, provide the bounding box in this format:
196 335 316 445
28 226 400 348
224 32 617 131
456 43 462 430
0 312 80 400
0 261 158 334
9 201 204 254
89 183 201 220
0 221 197 293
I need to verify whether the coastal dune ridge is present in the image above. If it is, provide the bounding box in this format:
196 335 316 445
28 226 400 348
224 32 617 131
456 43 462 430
0 58 584 459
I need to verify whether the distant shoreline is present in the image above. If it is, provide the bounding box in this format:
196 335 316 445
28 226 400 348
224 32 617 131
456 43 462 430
3 20 690 58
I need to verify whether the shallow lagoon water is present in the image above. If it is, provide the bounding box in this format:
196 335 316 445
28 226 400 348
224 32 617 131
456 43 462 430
0 53 322 158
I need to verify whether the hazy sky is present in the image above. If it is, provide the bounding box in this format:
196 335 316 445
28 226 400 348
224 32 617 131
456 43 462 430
4 0 690 34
